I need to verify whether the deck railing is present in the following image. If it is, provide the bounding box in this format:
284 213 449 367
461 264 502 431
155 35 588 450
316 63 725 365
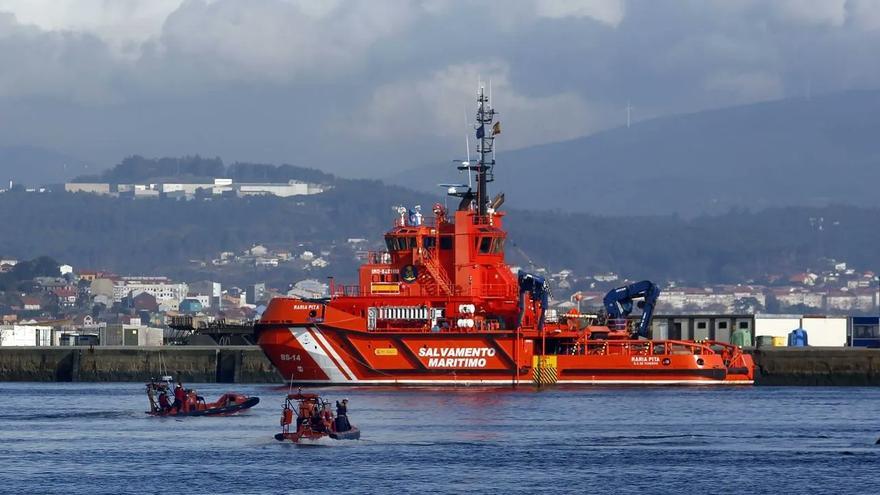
557 339 715 357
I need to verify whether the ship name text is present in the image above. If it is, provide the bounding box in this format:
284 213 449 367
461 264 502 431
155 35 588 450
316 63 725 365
419 347 496 368
631 356 660 366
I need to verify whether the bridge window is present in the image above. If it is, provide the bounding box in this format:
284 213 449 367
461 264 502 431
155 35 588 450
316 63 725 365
440 236 453 250
492 238 504 254
478 237 493 254
385 236 416 251
423 237 436 249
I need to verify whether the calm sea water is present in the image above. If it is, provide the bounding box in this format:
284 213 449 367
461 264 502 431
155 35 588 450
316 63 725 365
0 383 879 494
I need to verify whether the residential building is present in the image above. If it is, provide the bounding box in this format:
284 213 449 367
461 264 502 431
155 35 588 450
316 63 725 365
0 324 53 346
21 297 41 311
112 277 187 304
53 288 77 308
246 283 266 305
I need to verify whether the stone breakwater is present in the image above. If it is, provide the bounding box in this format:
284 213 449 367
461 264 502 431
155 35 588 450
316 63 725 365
1 346 880 385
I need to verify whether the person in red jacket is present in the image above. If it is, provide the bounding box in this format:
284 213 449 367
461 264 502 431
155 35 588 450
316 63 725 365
158 391 171 412
172 383 186 412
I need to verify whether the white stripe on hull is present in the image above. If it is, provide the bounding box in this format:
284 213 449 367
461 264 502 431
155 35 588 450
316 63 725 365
309 327 358 381
290 327 350 382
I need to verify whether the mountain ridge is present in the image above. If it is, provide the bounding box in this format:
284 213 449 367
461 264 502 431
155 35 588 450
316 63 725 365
390 89 880 215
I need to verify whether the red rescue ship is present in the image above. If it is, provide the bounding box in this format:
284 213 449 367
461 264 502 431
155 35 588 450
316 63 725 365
256 88 754 386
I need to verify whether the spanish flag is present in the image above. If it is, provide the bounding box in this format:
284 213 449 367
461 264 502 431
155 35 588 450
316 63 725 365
492 121 502 136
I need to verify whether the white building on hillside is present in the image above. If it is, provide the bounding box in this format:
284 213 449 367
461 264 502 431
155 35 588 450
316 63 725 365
236 180 320 197
113 278 188 304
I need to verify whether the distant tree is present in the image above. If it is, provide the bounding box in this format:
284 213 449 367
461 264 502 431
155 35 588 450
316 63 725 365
91 302 107 318
74 156 333 185
733 297 764 314
0 256 60 291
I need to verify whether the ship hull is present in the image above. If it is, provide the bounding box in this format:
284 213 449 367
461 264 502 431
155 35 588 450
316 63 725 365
257 324 754 386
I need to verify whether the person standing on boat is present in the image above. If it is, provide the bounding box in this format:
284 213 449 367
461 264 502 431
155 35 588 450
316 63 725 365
335 399 351 432
158 391 171 412
298 399 314 428
172 382 186 413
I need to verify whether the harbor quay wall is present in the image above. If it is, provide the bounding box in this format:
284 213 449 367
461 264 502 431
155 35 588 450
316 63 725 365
1 346 880 385
0 346 281 383
748 347 880 386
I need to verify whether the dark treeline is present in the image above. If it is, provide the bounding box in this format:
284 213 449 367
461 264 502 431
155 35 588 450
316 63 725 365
507 205 880 284
1 185 877 285
73 155 335 184
7 154 878 284
0 256 61 291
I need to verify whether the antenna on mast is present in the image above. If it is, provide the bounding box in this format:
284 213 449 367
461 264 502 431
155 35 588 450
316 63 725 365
464 107 472 188
474 84 497 215
445 80 500 214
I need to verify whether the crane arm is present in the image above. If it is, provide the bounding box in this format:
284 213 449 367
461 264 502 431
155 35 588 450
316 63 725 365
517 270 550 330
602 280 661 338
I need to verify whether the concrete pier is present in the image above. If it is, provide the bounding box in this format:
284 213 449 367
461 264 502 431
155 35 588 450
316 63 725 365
0 346 281 383
749 347 880 386
2 345 880 384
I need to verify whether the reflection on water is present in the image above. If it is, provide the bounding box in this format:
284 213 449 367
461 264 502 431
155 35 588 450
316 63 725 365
0 383 879 494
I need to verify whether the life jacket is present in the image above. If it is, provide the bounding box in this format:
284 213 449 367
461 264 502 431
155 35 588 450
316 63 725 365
281 407 293 426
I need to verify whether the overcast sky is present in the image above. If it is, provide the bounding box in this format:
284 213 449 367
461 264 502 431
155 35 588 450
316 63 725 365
1 0 879 178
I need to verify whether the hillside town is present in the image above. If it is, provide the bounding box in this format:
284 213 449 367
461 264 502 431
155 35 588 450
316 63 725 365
0 243 877 348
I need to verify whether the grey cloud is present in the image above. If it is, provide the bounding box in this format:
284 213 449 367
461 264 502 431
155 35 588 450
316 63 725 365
0 12 124 104
153 0 420 84
1 0 880 179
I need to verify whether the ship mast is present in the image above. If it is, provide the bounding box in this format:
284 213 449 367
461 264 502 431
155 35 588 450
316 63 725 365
449 85 499 214
475 86 496 216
